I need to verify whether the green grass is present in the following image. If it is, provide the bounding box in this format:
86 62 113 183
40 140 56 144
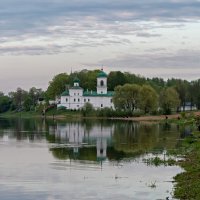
0 110 39 118
0 108 82 119
143 156 176 167
173 133 200 199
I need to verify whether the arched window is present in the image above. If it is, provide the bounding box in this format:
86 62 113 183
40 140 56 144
100 80 104 86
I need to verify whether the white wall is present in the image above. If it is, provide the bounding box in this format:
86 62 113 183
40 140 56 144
97 77 107 94
59 95 114 110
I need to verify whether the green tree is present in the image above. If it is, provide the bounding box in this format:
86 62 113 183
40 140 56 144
29 87 43 106
108 71 127 91
9 88 28 111
76 69 100 91
23 97 33 111
81 102 95 116
190 80 200 109
0 95 10 113
0 91 4 97
124 72 147 85
159 87 180 114
46 73 69 99
138 85 158 114
113 84 141 111
175 80 189 111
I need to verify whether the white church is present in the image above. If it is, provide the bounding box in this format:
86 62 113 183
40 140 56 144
57 70 114 110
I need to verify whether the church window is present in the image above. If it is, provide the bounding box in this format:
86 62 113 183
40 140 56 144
84 99 86 102
74 98 76 102
66 98 68 102
100 80 104 86
110 99 113 103
78 98 80 102
88 99 90 102
101 104 103 108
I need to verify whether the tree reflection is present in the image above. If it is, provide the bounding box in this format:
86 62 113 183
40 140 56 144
0 118 181 163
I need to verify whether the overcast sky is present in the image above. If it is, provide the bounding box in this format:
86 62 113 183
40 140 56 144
0 0 200 93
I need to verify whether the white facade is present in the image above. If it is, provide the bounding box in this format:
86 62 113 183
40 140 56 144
97 76 107 94
50 122 113 159
58 71 114 110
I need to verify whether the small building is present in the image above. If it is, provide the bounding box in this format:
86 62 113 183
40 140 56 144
180 102 197 111
57 70 114 110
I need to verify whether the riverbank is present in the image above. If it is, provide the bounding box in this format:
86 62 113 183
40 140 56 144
173 131 200 199
1 110 200 123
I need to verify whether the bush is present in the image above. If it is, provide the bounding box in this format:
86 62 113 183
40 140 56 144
57 106 66 111
81 103 95 117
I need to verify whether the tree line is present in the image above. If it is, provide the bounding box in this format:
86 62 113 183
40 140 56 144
0 69 200 115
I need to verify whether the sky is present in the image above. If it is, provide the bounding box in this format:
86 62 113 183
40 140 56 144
0 0 200 93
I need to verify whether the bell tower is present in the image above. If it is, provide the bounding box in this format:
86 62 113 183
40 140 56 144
97 70 107 94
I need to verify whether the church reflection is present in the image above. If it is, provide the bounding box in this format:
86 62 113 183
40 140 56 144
48 122 114 162
0 118 183 163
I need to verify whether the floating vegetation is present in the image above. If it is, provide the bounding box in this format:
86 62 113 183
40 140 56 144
143 156 176 167
147 181 157 189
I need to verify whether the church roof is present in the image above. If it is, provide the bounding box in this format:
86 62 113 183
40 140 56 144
83 91 114 97
73 77 80 83
61 91 69 96
97 71 107 78
70 86 83 90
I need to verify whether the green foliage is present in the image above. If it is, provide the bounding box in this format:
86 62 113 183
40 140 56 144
174 80 189 111
190 79 200 109
138 85 158 114
113 84 140 111
124 72 147 85
160 87 180 114
46 73 69 99
107 71 127 90
0 95 10 113
2 69 200 117
81 102 95 117
143 156 176 167
76 69 100 91
173 133 200 199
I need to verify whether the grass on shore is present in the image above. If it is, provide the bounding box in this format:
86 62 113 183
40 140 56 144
0 108 82 119
173 132 200 199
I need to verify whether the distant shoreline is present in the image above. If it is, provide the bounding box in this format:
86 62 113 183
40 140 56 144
1 110 200 123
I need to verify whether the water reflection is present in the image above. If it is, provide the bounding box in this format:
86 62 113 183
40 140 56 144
0 118 182 163
0 118 183 200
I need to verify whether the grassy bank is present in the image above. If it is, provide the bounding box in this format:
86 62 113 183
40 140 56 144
173 132 200 199
1 109 200 123
0 109 82 119
0 111 40 118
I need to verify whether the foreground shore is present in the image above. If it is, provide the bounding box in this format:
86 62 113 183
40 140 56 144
1 110 200 122
173 131 200 199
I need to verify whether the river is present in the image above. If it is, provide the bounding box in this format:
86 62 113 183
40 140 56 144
0 118 183 200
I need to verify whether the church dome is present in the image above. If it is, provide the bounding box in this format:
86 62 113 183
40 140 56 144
73 77 80 83
97 71 107 78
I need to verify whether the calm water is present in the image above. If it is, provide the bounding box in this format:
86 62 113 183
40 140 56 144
0 118 183 200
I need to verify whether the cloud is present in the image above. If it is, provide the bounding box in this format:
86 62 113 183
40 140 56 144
0 0 199 56
136 32 162 38
1 0 200 37
0 0 200 88
90 49 200 70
